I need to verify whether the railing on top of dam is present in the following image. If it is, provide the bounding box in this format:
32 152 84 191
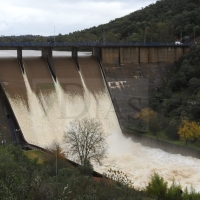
0 41 193 48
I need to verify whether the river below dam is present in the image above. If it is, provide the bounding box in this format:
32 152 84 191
0 50 200 192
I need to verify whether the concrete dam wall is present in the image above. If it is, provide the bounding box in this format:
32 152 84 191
94 46 189 129
0 52 121 147
0 46 188 144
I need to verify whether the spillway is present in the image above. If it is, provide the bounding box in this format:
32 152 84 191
0 51 200 192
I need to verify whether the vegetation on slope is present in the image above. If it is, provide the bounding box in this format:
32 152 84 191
134 45 200 147
1 145 200 199
62 0 200 43
0 145 146 199
152 45 200 119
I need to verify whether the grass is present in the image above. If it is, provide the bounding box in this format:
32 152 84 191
24 150 46 164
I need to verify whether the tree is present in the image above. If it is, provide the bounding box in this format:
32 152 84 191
139 108 167 137
146 173 168 200
149 114 163 138
178 120 200 146
48 140 66 160
189 77 200 92
63 118 107 166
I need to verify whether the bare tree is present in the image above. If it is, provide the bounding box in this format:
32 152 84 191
63 118 107 166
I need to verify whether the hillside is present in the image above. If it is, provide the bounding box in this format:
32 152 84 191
56 0 200 43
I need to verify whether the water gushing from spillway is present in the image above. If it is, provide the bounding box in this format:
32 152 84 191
2 53 200 192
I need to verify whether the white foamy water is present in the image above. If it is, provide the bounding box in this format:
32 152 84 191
95 131 200 191
6 73 64 147
3 51 200 192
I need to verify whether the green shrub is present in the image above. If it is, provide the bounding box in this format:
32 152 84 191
146 173 168 200
166 180 183 200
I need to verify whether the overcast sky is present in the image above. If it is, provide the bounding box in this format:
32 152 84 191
0 0 157 36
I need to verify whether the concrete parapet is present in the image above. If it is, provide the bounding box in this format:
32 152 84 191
149 47 158 62
183 47 189 54
101 46 186 64
120 47 139 64
101 47 119 65
175 47 184 61
158 47 175 62
157 47 163 62
140 47 149 63
167 47 175 62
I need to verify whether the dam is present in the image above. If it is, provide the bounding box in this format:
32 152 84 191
1 46 200 191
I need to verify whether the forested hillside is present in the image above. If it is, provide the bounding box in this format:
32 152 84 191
0 0 200 43
51 0 200 43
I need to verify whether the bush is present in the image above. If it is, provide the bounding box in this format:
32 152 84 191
166 181 183 200
146 173 168 199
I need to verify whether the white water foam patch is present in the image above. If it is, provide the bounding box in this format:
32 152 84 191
78 72 121 133
94 130 200 192
56 72 121 164
53 80 87 135
22 73 61 147
36 88 64 145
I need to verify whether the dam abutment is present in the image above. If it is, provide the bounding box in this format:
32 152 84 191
99 46 189 129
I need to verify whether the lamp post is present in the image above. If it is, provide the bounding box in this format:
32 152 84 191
56 150 57 176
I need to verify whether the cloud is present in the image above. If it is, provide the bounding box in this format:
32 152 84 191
0 0 157 36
